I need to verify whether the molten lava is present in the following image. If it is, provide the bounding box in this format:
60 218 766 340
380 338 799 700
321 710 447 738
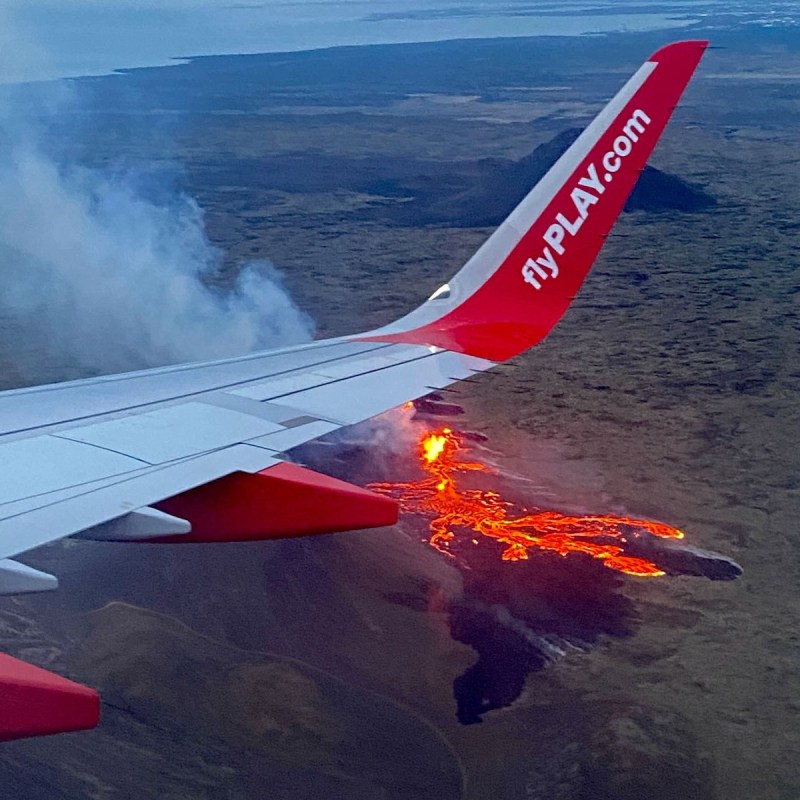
369 427 685 578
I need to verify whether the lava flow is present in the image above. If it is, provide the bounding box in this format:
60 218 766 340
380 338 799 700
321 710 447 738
369 427 686 578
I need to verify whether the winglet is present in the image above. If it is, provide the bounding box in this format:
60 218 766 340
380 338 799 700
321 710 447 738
362 40 709 361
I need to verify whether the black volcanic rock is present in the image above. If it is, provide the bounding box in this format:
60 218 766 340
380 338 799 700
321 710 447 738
424 128 584 228
406 127 717 227
626 167 718 213
621 526 744 581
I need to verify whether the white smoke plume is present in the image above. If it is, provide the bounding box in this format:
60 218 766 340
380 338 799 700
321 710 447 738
323 406 425 454
0 148 314 379
0 14 313 387
293 405 427 477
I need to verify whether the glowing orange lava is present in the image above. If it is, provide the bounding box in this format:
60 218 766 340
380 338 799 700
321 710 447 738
369 428 685 578
423 431 449 463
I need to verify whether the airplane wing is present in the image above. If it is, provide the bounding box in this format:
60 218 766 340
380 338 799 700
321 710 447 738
0 40 708 741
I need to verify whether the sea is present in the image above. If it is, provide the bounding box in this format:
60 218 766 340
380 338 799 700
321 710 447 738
2 0 710 84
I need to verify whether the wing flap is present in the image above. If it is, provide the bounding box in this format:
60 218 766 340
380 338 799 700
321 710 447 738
275 349 492 425
0 339 386 437
58 401 283 465
0 435 144 505
247 419 340 453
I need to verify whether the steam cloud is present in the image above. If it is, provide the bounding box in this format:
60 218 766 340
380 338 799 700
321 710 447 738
323 406 424 454
0 23 313 387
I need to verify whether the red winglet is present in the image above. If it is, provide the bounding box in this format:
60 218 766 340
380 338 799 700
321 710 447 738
152 463 399 543
362 40 709 362
0 653 100 742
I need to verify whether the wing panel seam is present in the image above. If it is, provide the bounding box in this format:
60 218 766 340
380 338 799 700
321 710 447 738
0 342 399 439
